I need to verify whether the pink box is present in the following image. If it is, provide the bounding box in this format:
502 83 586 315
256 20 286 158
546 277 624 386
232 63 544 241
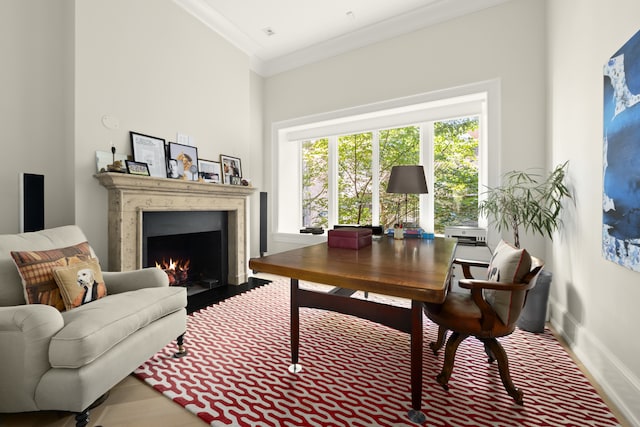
327 227 372 250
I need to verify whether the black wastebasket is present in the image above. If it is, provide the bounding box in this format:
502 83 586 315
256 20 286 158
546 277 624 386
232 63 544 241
517 270 552 333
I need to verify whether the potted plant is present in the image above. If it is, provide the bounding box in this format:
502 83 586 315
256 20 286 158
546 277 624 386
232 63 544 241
479 161 571 249
479 161 572 332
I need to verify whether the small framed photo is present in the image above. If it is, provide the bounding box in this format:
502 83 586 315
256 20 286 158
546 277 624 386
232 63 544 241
169 142 199 181
125 160 150 176
220 154 242 184
198 159 221 183
130 132 167 178
96 150 128 173
167 158 180 179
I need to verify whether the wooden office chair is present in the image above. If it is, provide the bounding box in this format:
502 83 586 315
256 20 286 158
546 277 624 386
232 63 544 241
424 240 544 405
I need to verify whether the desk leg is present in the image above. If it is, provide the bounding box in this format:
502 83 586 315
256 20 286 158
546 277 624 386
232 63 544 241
288 278 302 373
408 300 426 423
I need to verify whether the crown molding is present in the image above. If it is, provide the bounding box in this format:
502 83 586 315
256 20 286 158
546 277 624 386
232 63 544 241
175 0 511 77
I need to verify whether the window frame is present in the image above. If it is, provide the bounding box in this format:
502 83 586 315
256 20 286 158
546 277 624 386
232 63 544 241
271 80 500 244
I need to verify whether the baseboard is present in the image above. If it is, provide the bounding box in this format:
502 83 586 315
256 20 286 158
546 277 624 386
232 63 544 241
549 299 640 426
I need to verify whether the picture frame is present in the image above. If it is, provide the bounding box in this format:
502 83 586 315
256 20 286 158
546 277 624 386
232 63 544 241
95 150 128 173
166 158 180 179
169 142 199 181
130 132 167 178
198 159 221 183
220 154 242 184
125 160 150 176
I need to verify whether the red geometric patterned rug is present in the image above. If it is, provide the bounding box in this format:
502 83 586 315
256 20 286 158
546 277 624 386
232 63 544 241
134 279 620 426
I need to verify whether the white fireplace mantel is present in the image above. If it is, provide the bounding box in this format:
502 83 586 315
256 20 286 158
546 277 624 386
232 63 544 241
95 173 257 285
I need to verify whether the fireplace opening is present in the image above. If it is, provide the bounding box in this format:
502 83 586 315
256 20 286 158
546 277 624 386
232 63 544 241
147 231 222 288
142 211 228 296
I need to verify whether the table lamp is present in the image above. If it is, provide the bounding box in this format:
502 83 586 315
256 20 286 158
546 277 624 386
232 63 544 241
386 165 429 227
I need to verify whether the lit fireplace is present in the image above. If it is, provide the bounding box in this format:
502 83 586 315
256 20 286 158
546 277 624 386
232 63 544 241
142 211 227 292
155 258 191 286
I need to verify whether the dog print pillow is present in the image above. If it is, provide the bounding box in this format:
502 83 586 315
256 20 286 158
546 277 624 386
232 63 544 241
53 258 107 310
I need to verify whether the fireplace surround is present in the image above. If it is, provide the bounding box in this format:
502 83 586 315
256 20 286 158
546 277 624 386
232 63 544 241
95 173 256 284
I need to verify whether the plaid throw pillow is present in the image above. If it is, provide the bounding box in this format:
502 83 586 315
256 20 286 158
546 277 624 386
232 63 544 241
11 242 95 311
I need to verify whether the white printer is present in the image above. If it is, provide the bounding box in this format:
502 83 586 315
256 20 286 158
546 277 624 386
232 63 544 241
444 226 491 293
444 225 487 246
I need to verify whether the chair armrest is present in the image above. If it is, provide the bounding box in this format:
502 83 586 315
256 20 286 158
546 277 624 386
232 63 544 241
102 268 169 294
453 258 490 268
0 305 64 411
459 279 535 331
458 279 534 292
453 258 490 279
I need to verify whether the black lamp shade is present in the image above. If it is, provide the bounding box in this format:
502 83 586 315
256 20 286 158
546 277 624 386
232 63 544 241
386 165 428 194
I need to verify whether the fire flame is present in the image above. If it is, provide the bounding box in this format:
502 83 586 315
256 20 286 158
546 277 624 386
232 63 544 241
156 258 190 286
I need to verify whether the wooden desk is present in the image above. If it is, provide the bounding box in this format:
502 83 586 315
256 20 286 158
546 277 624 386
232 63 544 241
249 236 456 423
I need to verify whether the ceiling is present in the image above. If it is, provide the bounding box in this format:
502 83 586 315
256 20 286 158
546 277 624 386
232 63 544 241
174 0 511 76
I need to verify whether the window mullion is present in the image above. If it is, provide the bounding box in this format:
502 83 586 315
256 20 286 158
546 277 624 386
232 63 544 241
421 123 435 234
372 131 380 225
328 136 338 228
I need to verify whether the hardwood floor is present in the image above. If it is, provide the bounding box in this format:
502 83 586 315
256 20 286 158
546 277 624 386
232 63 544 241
0 275 631 427
0 375 207 427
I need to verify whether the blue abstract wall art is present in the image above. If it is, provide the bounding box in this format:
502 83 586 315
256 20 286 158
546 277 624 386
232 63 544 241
603 28 640 271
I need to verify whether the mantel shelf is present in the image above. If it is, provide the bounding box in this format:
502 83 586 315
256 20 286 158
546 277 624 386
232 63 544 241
94 172 257 196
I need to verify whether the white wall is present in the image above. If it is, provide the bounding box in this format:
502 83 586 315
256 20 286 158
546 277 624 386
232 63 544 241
0 0 75 233
248 71 265 256
547 1 640 424
263 0 548 255
74 0 255 262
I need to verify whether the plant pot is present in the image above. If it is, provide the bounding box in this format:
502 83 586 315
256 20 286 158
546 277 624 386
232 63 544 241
517 270 552 333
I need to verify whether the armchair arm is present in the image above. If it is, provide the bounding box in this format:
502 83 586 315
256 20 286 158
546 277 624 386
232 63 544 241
0 305 64 411
102 268 169 294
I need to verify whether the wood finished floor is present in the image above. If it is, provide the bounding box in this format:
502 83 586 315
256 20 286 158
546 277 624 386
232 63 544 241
0 274 631 427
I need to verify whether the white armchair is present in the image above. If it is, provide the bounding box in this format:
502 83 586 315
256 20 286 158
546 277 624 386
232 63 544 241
0 225 187 426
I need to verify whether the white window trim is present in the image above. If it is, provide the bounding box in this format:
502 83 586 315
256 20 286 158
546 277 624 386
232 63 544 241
271 79 501 244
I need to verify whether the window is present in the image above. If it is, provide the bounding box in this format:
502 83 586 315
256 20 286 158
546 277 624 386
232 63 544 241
301 120 478 233
302 138 329 228
274 82 498 241
379 127 421 228
433 117 479 233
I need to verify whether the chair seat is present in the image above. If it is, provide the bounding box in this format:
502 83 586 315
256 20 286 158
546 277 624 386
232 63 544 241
424 292 515 338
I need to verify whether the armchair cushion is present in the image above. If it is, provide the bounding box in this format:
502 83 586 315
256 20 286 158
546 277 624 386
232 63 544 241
53 259 107 310
485 240 532 324
10 242 96 311
50 285 186 368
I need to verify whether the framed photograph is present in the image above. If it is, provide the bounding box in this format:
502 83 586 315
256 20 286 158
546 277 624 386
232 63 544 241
169 142 199 181
220 154 242 184
95 150 128 173
198 159 221 183
130 132 167 178
125 160 150 176
165 158 178 179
